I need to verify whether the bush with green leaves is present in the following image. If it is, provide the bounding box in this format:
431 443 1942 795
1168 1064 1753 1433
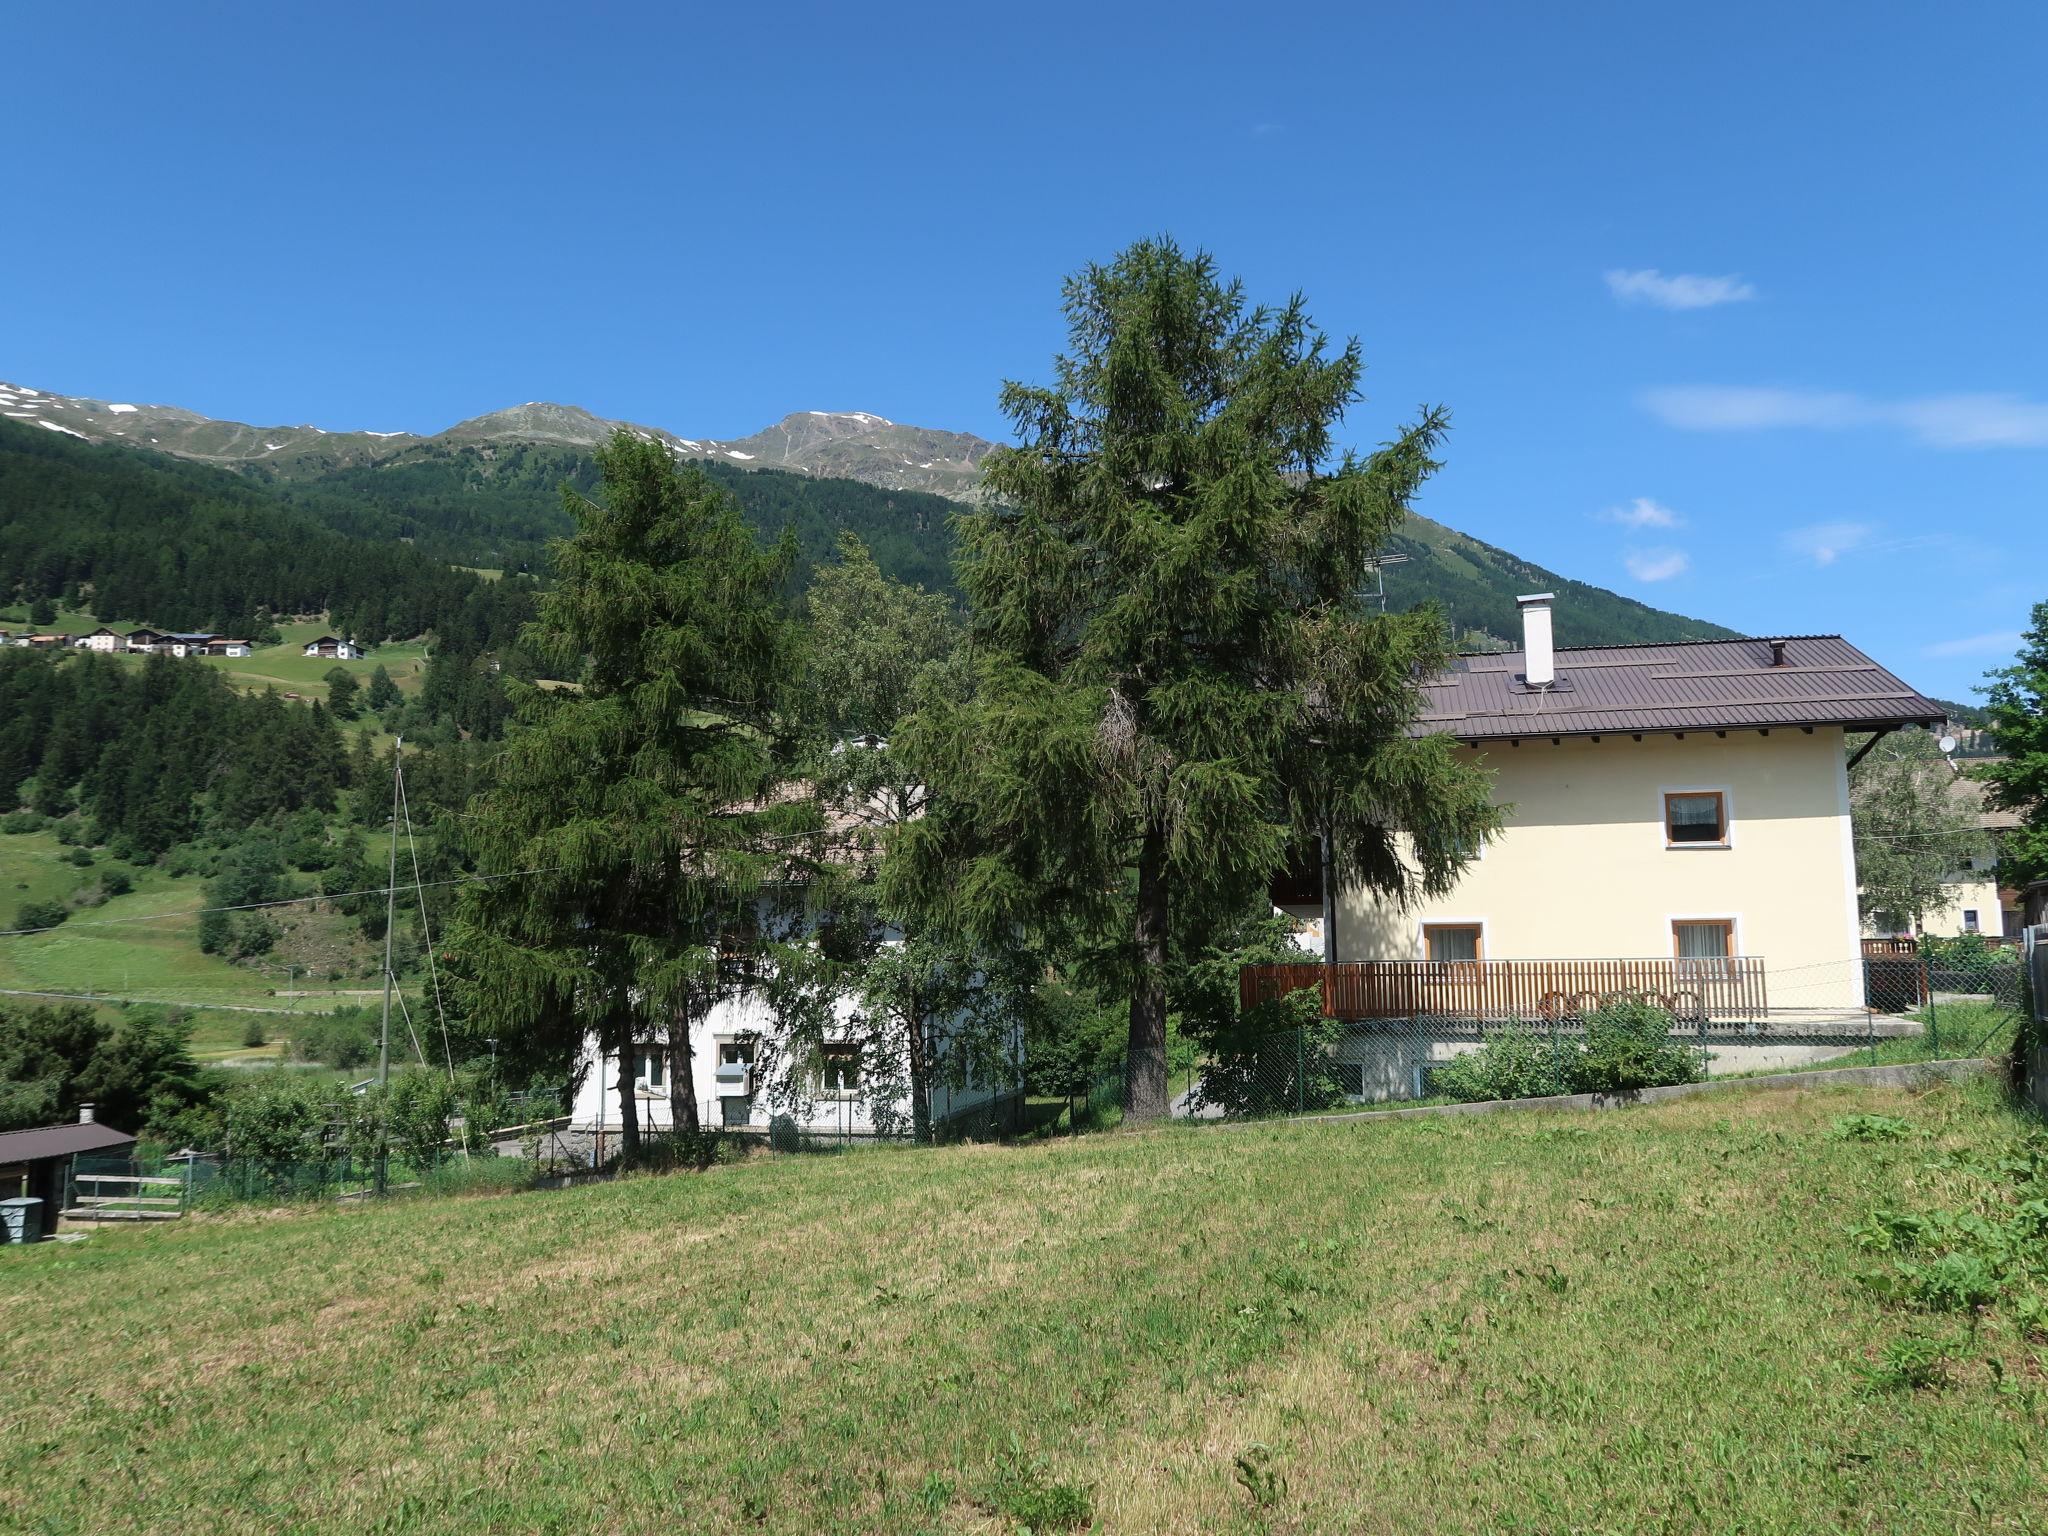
14 899 68 933
1432 1022 1571 1102
290 1007 378 1070
1433 999 1699 1104
1574 997 1703 1094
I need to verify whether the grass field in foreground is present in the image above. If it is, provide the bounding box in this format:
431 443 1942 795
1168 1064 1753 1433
5 1079 2046 1534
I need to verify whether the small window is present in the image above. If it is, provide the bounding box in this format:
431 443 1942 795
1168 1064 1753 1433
634 1046 666 1088
1962 909 1980 933
1673 920 1734 964
819 1044 861 1094
717 1038 756 1068
1333 1061 1365 1099
1664 792 1728 847
1423 923 1483 963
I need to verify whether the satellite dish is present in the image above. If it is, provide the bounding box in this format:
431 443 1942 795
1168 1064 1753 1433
1939 734 1958 755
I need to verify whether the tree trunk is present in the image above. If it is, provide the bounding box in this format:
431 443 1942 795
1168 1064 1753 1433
668 990 702 1144
614 1011 640 1160
1126 817 1170 1122
906 985 932 1146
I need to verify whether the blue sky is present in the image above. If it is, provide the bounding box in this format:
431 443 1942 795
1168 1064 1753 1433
4 1 2041 699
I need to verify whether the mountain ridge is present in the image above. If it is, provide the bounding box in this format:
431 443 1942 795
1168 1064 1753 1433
0 374 1736 648
0 380 990 498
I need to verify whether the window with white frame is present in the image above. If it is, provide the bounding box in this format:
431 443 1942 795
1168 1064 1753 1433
818 1043 861 1095
1663 791 1729 848
1672 919 1734 978
633 1045 666 1089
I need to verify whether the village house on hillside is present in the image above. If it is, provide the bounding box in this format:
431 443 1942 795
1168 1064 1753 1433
302 635 362 660
1865 771 2025 940
1254 593 1947 1091
569 776 1023 1148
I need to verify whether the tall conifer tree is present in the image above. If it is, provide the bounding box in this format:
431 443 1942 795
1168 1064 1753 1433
456 433 815 1154
894 240 1498 1120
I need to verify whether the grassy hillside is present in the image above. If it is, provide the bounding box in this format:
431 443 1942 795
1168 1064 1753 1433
4 1078 2041 1533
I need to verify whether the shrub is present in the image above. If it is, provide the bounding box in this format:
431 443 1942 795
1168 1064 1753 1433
66 846 93 867
1433 1022 1569 1103
291 1008 377 1070
0 811 44 835
241 1018 268 1049
14 899 68 932
98 867 132 898
1573 998 1701 1094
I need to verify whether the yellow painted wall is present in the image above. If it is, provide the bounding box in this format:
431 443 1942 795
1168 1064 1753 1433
1337 727 1863 1010
1917 875 2007 939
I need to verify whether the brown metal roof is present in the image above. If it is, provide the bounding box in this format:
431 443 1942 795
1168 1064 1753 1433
1416 635 1946 743
0 1121 137 1164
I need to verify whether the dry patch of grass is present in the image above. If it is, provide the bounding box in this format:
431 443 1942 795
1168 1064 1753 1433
3 1080 2046 1534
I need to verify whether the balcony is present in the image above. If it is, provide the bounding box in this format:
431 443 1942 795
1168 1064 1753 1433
1239 957 1772 1025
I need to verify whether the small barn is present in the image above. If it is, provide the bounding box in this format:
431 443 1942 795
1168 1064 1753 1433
0 1114 137 1242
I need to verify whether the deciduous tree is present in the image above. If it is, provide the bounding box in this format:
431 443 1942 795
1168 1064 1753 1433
1851 729 1987 934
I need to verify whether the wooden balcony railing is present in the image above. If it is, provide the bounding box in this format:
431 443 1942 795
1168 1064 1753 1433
1239 957 1771 1024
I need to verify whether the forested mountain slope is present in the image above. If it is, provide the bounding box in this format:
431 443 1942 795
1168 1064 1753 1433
0 419 528 648
2 375 1739 646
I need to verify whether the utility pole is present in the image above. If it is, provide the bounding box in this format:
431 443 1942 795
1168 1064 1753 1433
378 738 402 1089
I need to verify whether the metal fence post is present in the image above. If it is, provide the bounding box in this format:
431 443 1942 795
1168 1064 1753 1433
1296 1027 1306 1114
1927 970 1940 1061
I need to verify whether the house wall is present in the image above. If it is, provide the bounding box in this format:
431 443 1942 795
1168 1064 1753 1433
568 990 1019 1140
1336 727 1864 1010
1918 875 2007 939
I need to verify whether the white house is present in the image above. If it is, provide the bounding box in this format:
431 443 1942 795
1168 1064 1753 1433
208 639 253 658
78 627 125 653
302 635 362 660
1254 594 1948 1087
567 973 1022 1148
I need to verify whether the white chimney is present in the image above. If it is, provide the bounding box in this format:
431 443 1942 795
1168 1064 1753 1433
78 1103 95 1124
1518 593 1556 689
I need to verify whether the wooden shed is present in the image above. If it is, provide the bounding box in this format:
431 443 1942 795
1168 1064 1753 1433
0 1115 137 1241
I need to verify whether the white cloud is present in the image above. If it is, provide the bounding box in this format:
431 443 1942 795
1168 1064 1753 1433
1922 631 2023 660
1643 385 2048 448
1782 521 1874 567
1604 269 1757 310
1601 497 1684 530
1623 548 1691 582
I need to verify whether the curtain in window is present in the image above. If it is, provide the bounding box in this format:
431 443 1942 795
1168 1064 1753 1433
1427 926 1479 962
1667 795 1723 842
1673 922 1729 960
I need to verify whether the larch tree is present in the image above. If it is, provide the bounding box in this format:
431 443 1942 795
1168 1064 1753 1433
892 238 1499 1121
1979 600 2048 891
454 432 817 1156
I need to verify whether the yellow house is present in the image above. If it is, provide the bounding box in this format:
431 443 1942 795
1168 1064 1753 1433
1285 595 1946 1020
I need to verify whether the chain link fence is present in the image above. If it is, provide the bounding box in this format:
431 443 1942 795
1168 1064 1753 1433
1175 942 2031 1123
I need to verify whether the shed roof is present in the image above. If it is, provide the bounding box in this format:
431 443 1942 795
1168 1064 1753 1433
0 1121 137 1163
1416 635 1945 743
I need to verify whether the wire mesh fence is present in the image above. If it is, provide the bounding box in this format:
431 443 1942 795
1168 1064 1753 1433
1175 943 2032 1123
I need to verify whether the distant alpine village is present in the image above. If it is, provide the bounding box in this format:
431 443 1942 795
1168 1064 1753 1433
0 626 361 659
